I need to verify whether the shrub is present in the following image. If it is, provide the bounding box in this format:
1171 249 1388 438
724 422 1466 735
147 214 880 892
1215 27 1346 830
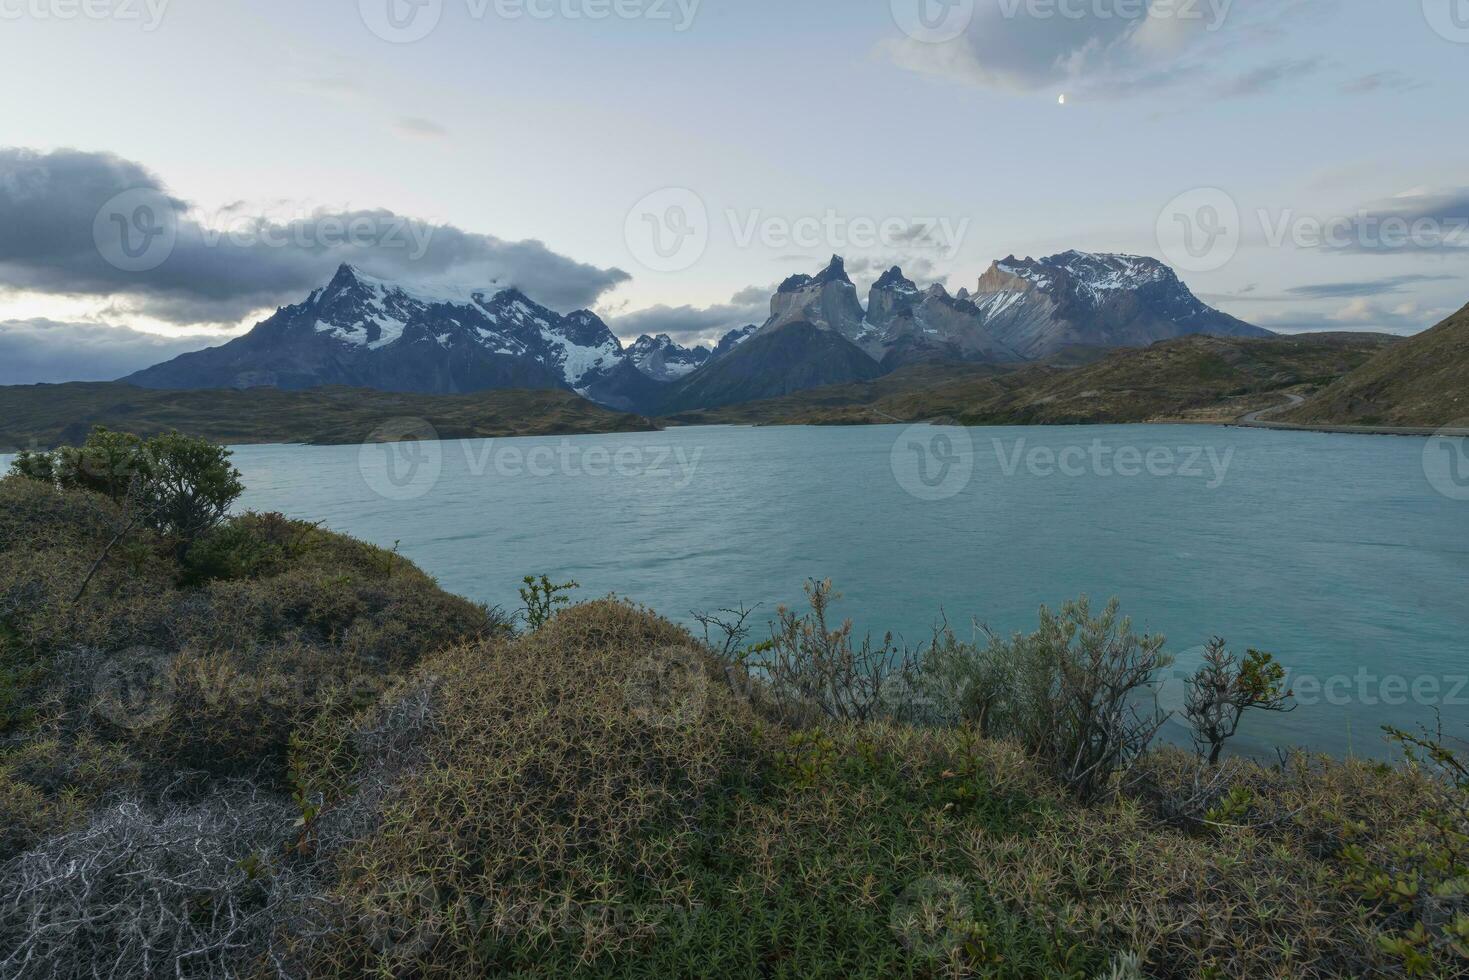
1340 724 1469 974
0 783 319 980
743 579 919 726
917 596 1171 803
1183 638 1295 764
9 427 243 546
300 600 768 976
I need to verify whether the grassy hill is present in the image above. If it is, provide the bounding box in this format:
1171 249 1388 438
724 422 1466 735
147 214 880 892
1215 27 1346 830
676 333 1399 427
0 382 658 452
1281 304 1469 426
1 445 1463 978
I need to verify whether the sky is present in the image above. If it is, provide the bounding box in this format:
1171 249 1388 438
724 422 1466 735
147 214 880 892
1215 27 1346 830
0 0 1466 381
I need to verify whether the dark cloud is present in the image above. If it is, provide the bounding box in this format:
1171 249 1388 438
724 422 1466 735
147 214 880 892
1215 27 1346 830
0 319 223 386
1286 274 1458 300
0 148 630 326
1324 189 1469 255
882 0 1331 102
607 286 772 345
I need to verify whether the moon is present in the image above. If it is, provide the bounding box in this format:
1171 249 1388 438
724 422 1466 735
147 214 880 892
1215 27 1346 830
1058 94 1067 106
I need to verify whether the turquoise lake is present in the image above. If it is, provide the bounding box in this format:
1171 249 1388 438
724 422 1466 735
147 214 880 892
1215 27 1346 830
24 422 1469 759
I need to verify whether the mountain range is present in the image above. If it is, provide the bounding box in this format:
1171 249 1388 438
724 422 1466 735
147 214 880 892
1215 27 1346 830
124 251 1272 414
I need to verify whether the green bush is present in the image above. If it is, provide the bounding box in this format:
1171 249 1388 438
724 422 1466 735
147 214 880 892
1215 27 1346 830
917 597 1170 803
9 426 243 546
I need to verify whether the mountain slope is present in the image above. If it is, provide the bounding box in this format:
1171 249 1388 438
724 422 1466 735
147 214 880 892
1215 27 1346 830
1280 305 1469 426
656 321 884 413
124 265 669 412
966 251 1271 358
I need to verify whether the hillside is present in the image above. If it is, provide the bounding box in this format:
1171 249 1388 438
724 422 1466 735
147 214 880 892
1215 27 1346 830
1280 304 1469 426
0 382 657 452
1 445 1461 978
677 333 1399 427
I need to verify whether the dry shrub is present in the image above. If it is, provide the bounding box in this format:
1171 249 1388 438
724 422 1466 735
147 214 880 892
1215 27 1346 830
0 472 494 857
969 746 1451 978
0 781 318 980
303 599 769 976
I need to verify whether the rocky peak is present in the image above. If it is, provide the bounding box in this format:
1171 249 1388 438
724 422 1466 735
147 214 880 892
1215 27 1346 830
710 325 757 360
764 255 868 347
778 254 852 294
626 332 710 382
873 266 918 293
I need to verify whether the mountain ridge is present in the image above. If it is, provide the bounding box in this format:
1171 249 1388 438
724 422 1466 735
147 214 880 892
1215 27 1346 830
122 251 1273 415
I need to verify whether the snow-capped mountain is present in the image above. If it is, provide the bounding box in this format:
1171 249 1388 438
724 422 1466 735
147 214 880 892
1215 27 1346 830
124 251 1269 416
967 250 1271 358
125 265 657 411
661 251 1269 411
865 267 1022 366
709 325 757 360
625 334 710 382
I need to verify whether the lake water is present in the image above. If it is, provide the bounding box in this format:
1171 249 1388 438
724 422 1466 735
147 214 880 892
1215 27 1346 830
11 423 1467 759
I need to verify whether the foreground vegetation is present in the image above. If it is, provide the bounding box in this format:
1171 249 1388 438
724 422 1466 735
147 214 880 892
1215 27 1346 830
0 383 657 452
1 430 1465 978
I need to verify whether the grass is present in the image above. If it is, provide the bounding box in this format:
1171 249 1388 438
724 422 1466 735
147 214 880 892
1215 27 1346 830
670 333 1401 428
0 382 659 452
1 453 1465 978
1282 303 1469 427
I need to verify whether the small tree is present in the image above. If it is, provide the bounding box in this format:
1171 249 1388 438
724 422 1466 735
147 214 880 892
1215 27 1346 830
10 429 243 596
8 428 242 546
137 432 244 545
12 428 148 501
1183 638 1294 765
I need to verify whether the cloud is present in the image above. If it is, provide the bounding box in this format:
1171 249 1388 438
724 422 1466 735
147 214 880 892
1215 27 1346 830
0 319 223 386
1339 71 1423 95
607 286 773 346
395 117 449 139
1214 57 1323 99
1252 300 1451 336
0 148 630 326
1322 188 1469 255
842 254 941 289
1286 274 1458 300
880 0 1330 101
